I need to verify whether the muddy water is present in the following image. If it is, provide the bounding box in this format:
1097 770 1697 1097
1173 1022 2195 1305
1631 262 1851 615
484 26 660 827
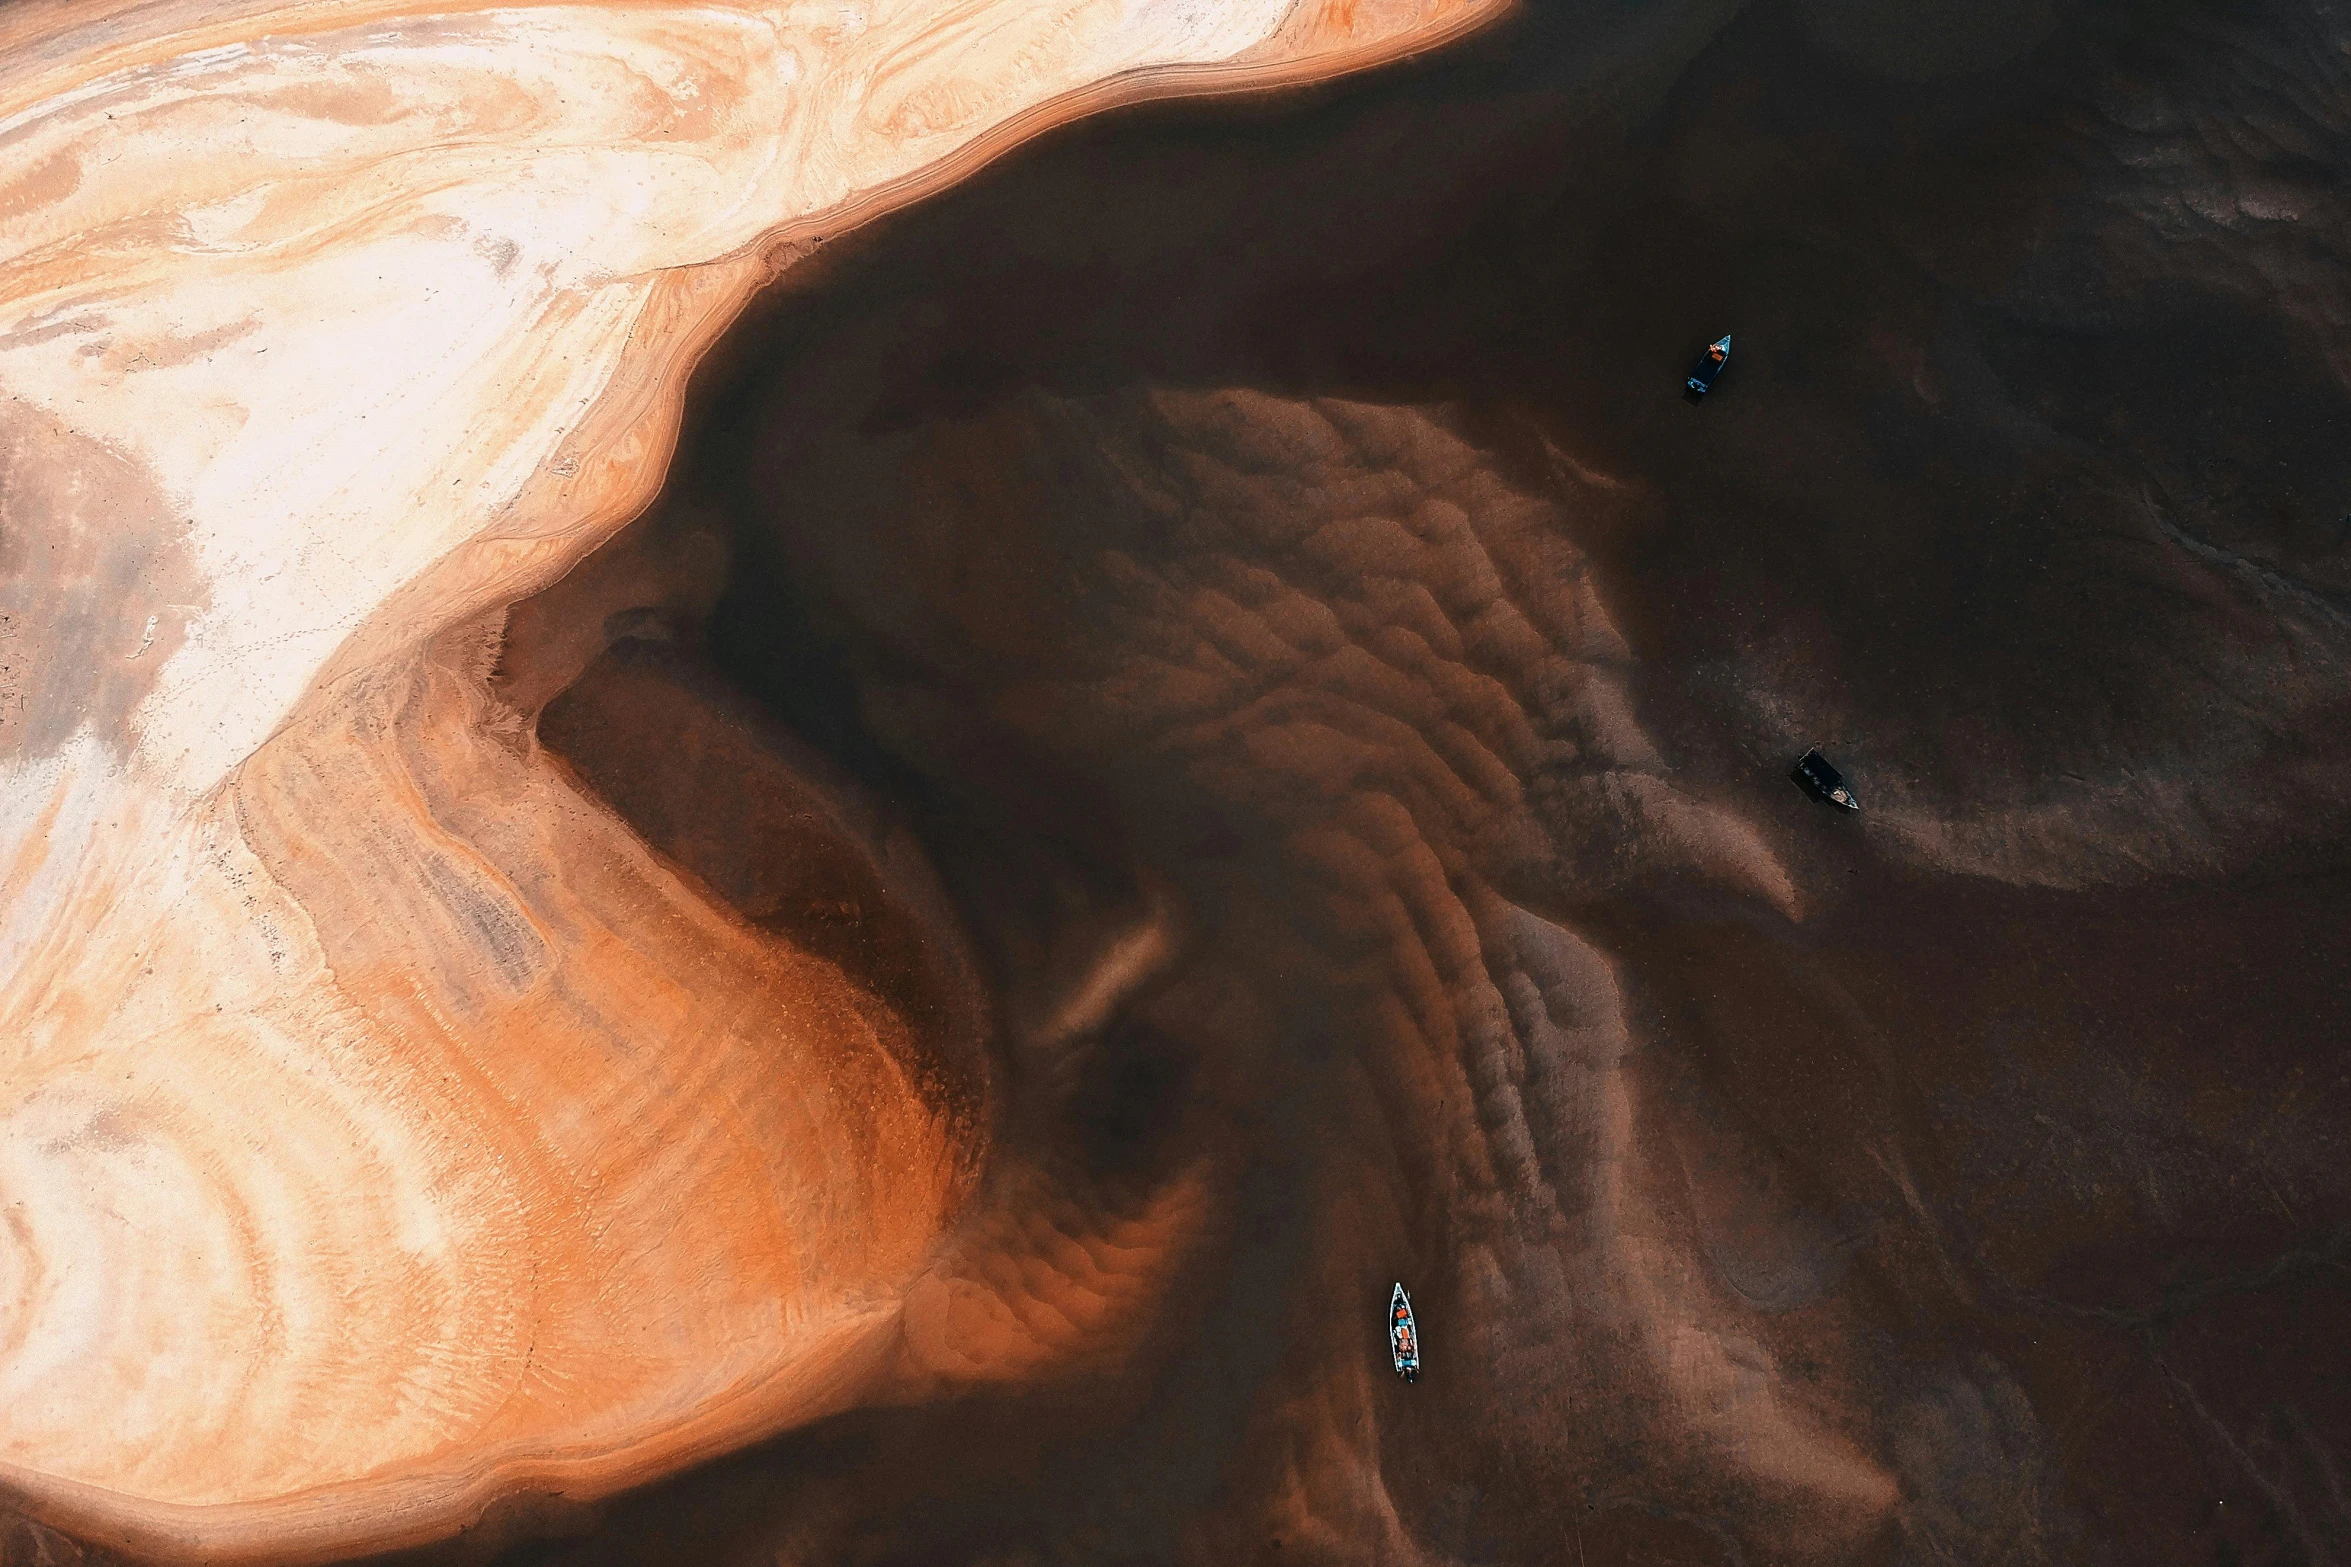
406 1 2351 1563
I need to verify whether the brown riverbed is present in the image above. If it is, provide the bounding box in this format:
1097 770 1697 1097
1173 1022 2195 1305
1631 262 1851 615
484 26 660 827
493 1 2351 1562
23 0 2346 1563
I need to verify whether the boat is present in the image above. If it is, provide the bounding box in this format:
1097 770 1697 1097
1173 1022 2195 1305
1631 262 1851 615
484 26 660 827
1390 1282 1420 1382
1791 747 1859 811
1686 334 1731 396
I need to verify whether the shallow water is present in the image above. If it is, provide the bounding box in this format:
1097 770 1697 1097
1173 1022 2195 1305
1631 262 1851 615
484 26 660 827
456 2 2351 1563
25 1 2342 1562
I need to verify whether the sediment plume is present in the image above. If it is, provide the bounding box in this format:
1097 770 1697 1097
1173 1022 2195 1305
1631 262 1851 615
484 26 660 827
7 0 2351 1563
0 0 1499 1558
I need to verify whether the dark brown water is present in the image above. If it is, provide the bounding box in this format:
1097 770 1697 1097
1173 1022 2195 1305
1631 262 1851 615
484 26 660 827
22 2 2345 1564
496 1 2351 1563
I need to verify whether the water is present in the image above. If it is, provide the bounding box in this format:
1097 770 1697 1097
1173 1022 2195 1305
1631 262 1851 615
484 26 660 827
500 1 2351 1561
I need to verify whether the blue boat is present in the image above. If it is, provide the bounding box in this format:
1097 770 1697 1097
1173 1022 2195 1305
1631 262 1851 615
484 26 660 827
1390 1283 1420 1382
1686 334 1731 396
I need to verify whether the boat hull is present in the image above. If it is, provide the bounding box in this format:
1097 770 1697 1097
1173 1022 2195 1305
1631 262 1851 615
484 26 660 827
1390 1284 1421 1381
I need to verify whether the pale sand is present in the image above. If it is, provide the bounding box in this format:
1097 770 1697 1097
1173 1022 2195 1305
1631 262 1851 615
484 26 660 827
0 0 1503 1559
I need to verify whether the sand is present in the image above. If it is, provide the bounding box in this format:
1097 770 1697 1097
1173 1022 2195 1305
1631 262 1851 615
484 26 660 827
4 0 2348 1563
480 0 2347 1559
0 0 1499 1559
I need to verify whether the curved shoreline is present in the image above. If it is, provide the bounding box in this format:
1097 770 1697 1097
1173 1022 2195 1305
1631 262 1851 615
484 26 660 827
0 0 1509 1561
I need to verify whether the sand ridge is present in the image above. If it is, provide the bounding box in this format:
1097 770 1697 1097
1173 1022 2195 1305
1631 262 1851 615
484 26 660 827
0 0 1504 1558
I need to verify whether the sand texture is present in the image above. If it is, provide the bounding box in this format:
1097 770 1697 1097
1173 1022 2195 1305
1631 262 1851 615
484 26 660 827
0 0 1501 1559
5 0 2349 1563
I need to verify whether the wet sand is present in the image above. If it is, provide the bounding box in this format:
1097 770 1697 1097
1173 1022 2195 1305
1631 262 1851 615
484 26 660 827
0 0 1502 1556
387 1 2351 1562
13 0 2348 1562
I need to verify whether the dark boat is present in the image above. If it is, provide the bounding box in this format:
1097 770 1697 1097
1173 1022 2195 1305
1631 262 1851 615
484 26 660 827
1686 334 1731 396
1390 1283 1420 1382
1791 747 1859 811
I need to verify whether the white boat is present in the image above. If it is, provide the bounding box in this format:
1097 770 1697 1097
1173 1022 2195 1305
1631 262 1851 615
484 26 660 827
1390 1282 1420 1382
